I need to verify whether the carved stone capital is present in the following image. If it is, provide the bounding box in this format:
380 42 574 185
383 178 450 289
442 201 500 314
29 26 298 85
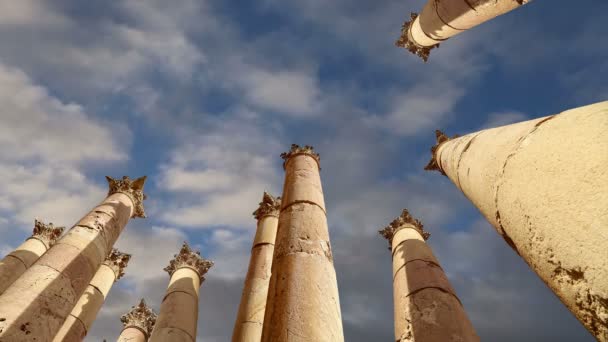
424 130 460 175
120 299 157 337
29 219 64 249
395 13 440 62
103 249 131 281
379 209 430 250
106 175 147 218
253 192 281 220
164 242 214 283
280 144 321 170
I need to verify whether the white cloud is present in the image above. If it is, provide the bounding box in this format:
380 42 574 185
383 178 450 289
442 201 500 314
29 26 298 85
239 68 321 116
0 0 68 28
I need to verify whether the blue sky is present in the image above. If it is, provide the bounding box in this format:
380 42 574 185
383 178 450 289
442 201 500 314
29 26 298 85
0 0 605 340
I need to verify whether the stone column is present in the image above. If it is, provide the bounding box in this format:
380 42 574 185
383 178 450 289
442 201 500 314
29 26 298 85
0 175 146 341
149 242 213 342
0 220 64 295
53 249 131 341
379 209 479 342
261 144 344 342
117 299 157 342
232 192 280 342
396 0 532 61
425 101 608 339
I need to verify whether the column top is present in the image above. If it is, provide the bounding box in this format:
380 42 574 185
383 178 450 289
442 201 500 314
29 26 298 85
103 249 131 281
120 299 157 337
424 130 460 176
29 219 64 249
280 144 321 170
106 175 147 218
379 209 430 250
164 242 214 283
395 12 439 62
253 192 281 220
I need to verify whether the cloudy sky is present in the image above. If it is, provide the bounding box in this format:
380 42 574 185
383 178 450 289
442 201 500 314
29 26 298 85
0 0 605 341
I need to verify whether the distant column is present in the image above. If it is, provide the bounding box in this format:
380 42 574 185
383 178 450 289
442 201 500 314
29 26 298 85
149 242 213 342
117 299 157 342
396 0 532 61
53 249 131 341
0 220 64 294
0 176 147 340
380 209 479 342
261 144 344 342
232 192 280 342
425 101 608 339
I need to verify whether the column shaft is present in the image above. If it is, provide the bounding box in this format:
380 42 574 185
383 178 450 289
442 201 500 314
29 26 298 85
0 176 145 341
232 193 279 342
117 299 157 342
391 227 478 341
151 268 200 342
397 0 531 60
0 221 63 295
261 146 344 342
426 101 608 339
118 327 147 342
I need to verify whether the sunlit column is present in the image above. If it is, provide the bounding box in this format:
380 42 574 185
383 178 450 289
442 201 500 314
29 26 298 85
117 299 157 342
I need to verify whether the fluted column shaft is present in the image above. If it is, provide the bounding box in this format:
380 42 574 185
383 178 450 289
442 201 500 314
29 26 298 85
53 250 130 341
0 176 145 341
381 212 478 342
0 221 63 295
397 0 531 60
150 243 212 342
261 145 344 342
232 193 280 342
426 101 608 339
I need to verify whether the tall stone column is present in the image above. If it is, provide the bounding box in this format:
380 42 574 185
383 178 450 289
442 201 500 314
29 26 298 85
379 209 479 342
232 192 280 342
261 144 344 342
53 249 131 341
0 220 64 295
117 299 157 342
396 0 531 61
149 242 213 342
0 175 146 341
425 101 608 339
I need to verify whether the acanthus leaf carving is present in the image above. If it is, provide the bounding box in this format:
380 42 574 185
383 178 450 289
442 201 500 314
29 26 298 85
424 130 460 175
106 175 147 218
30 219 64 249
103 248 131 280
379 209 430 250
280 144 321 170
395 13 440 62
253 191 281 220
120 299 157 337
163 242 214 283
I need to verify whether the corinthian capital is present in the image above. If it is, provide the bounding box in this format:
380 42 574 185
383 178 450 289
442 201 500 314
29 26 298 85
253 192 281 220
164 242 214 283
120 299 157 337
103 249 131 280
29 219 64 249
280 144 321 170
379 209 430 250
106 175 148 218
395 13 439 62
424 130 460 175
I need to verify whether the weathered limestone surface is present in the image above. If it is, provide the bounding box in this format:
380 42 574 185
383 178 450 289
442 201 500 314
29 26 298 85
426 101 608 340
261 145 344 342
380 209 479 342
396 0 531 61
53 249 130 341
149 243 213 342
0 176 146 341
0 220 64 295
118 299 157 342
232 192 280 342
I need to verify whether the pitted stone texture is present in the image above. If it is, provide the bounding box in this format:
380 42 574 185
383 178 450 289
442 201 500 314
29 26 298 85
273 204 333 261
395 289 479 342
118 327 148 342
262 254 344 342
8 238 48 268
432 101 608 339
233 214 277 342
151 268 200 342
0 238 47 295
281 154 326 211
